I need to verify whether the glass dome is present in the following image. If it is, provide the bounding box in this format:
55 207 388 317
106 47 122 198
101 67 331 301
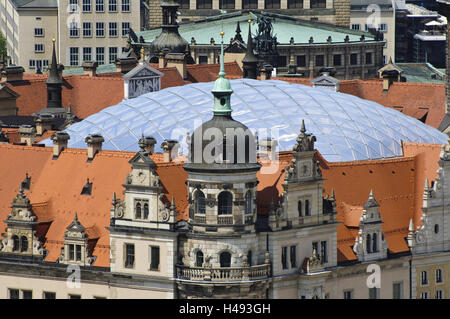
41 79 448 162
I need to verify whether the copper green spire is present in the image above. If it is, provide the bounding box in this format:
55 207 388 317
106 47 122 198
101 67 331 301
211 31 233 116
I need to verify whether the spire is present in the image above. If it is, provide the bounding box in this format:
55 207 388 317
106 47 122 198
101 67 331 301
234 21 243 42
211 30 233 116
363 189 379 209
242 19 258 79
301 119 306 133
47 39 63 85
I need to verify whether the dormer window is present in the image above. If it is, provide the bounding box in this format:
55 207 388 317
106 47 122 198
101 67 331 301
21 173 31 190
218 191 232 215
372 233 378 252
80 178 92 195
366 234 372 253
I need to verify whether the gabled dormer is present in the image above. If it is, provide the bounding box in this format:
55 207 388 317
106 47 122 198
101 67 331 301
111 136 177 229
353 190 388 262
59 213 96 266
0 185 44 257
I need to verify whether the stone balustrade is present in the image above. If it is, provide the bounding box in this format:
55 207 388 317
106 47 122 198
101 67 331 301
176 263 270 282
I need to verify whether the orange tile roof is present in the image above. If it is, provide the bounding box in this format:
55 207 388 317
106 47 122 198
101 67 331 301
0 141 444 267
186 62 243 83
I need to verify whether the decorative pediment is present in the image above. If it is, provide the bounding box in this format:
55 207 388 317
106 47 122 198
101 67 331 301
8 186 36 222
128 151 156 168
64 213 87 239
123 63 164 80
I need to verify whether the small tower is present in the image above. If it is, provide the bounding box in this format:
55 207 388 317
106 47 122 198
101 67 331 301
242 20 258 80
353 190 388 262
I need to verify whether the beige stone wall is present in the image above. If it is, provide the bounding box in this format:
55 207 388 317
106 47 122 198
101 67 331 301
333 0 350 27
351 9 395 63
149 0 162 29
57 0 140 66
325 258 410 299
413 253 450 299
0 272 172 299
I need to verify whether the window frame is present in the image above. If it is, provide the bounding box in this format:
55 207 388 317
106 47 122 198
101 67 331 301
265 0 280 9
82 22 92 37
96 0 104 12
121 0 130 12
69 47 79 66
124 243 135 269
421 270 429 286
34 28 44 37
109 0 117 11
96 22 105 37
149 245 160 271
287 0 303 9
281 246 288 270
290 245 296 268
109 22 118 37
83 47 92 62
82 0 91 12
196 0 212 9
242 0 257 8
96 47 105 65
121 22 130 37
34 43 45 53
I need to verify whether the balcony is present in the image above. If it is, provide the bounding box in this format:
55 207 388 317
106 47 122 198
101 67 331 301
176 264 271 282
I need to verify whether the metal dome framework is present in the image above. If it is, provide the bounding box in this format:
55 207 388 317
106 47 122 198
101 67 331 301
42 79 448 162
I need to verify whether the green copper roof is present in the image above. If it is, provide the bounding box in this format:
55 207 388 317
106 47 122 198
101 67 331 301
62 63 117 76
135 11 376 45
212 33 233 116
396 63 446 84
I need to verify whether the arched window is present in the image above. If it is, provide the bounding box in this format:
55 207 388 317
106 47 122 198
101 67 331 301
20 236 28 252
298 200 302 217
143 203 149 219
218 192 233 215
220 251 231 267
195 250 204 267
366 234 372 253
12 236 19 252
372 233 378 252
135 202 141 219
245 191 252 215
195 191 206 214
247 250 252 266
305 199 310 216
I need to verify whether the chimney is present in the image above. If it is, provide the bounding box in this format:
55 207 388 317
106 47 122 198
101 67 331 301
82 61 98 77
1 65 24 82
115 57 138 73
259 137 278 160
165 53 187 79
18 125 36 146
138 135 157 154
85 134 104 162
34 113 54 136
161 139 179 162
260 65 273 80
158 51 166 68
381 70 399 92
50 132 70 159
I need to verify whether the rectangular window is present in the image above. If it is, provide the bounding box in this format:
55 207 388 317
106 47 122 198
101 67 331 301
76 245 82 261
9 289 19 299
83 47 92 62
365 52 372 65
69 294 81 299
421 271 428 285
378 23 387 32
333 54 341 66
421 291 429 299
22 290 32 299
288 0 303 8
109 0 117 11
36 60 42 71
122 22 130 37
197 0 212 9
34 28 44 37
68 244 75 260
150 246 160 271
265 0 280 9
343 290 353 299
96 22 105 37
436 269 443 283
43 60 49 67
121 0 130 11
109 47 118 63
109 22 118 37
310 0 325 8
69 0 79 12
29 60 36 69
69 22 79 37
297 55 306 67
369 287 379 299
82 0 91 12
219 0 235 9
43 292 56 299
96 47 105 64
281 246 288 270
393 282 402 299
320 241 328 263
179 0 189 8
290 245 296 268
350 53 358 65
351 24 360 30
315 55 324 67
34 44 44 52
125 243 134 268
70 47 79 66
96 0 104 11
83 22 92 37
242 0 257 8
198 56 208 64
435 290 443 299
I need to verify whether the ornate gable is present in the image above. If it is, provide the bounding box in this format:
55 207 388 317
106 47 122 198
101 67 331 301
123 63 164 99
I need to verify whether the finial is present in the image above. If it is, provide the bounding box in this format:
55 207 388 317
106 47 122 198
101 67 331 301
424 178 429 191
248 19 252 24
74 212 78 222
369 189 374 198
219 31 225 78
300 119 306 133
52 38 56 43
331 188 335 201
140 46 145 62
